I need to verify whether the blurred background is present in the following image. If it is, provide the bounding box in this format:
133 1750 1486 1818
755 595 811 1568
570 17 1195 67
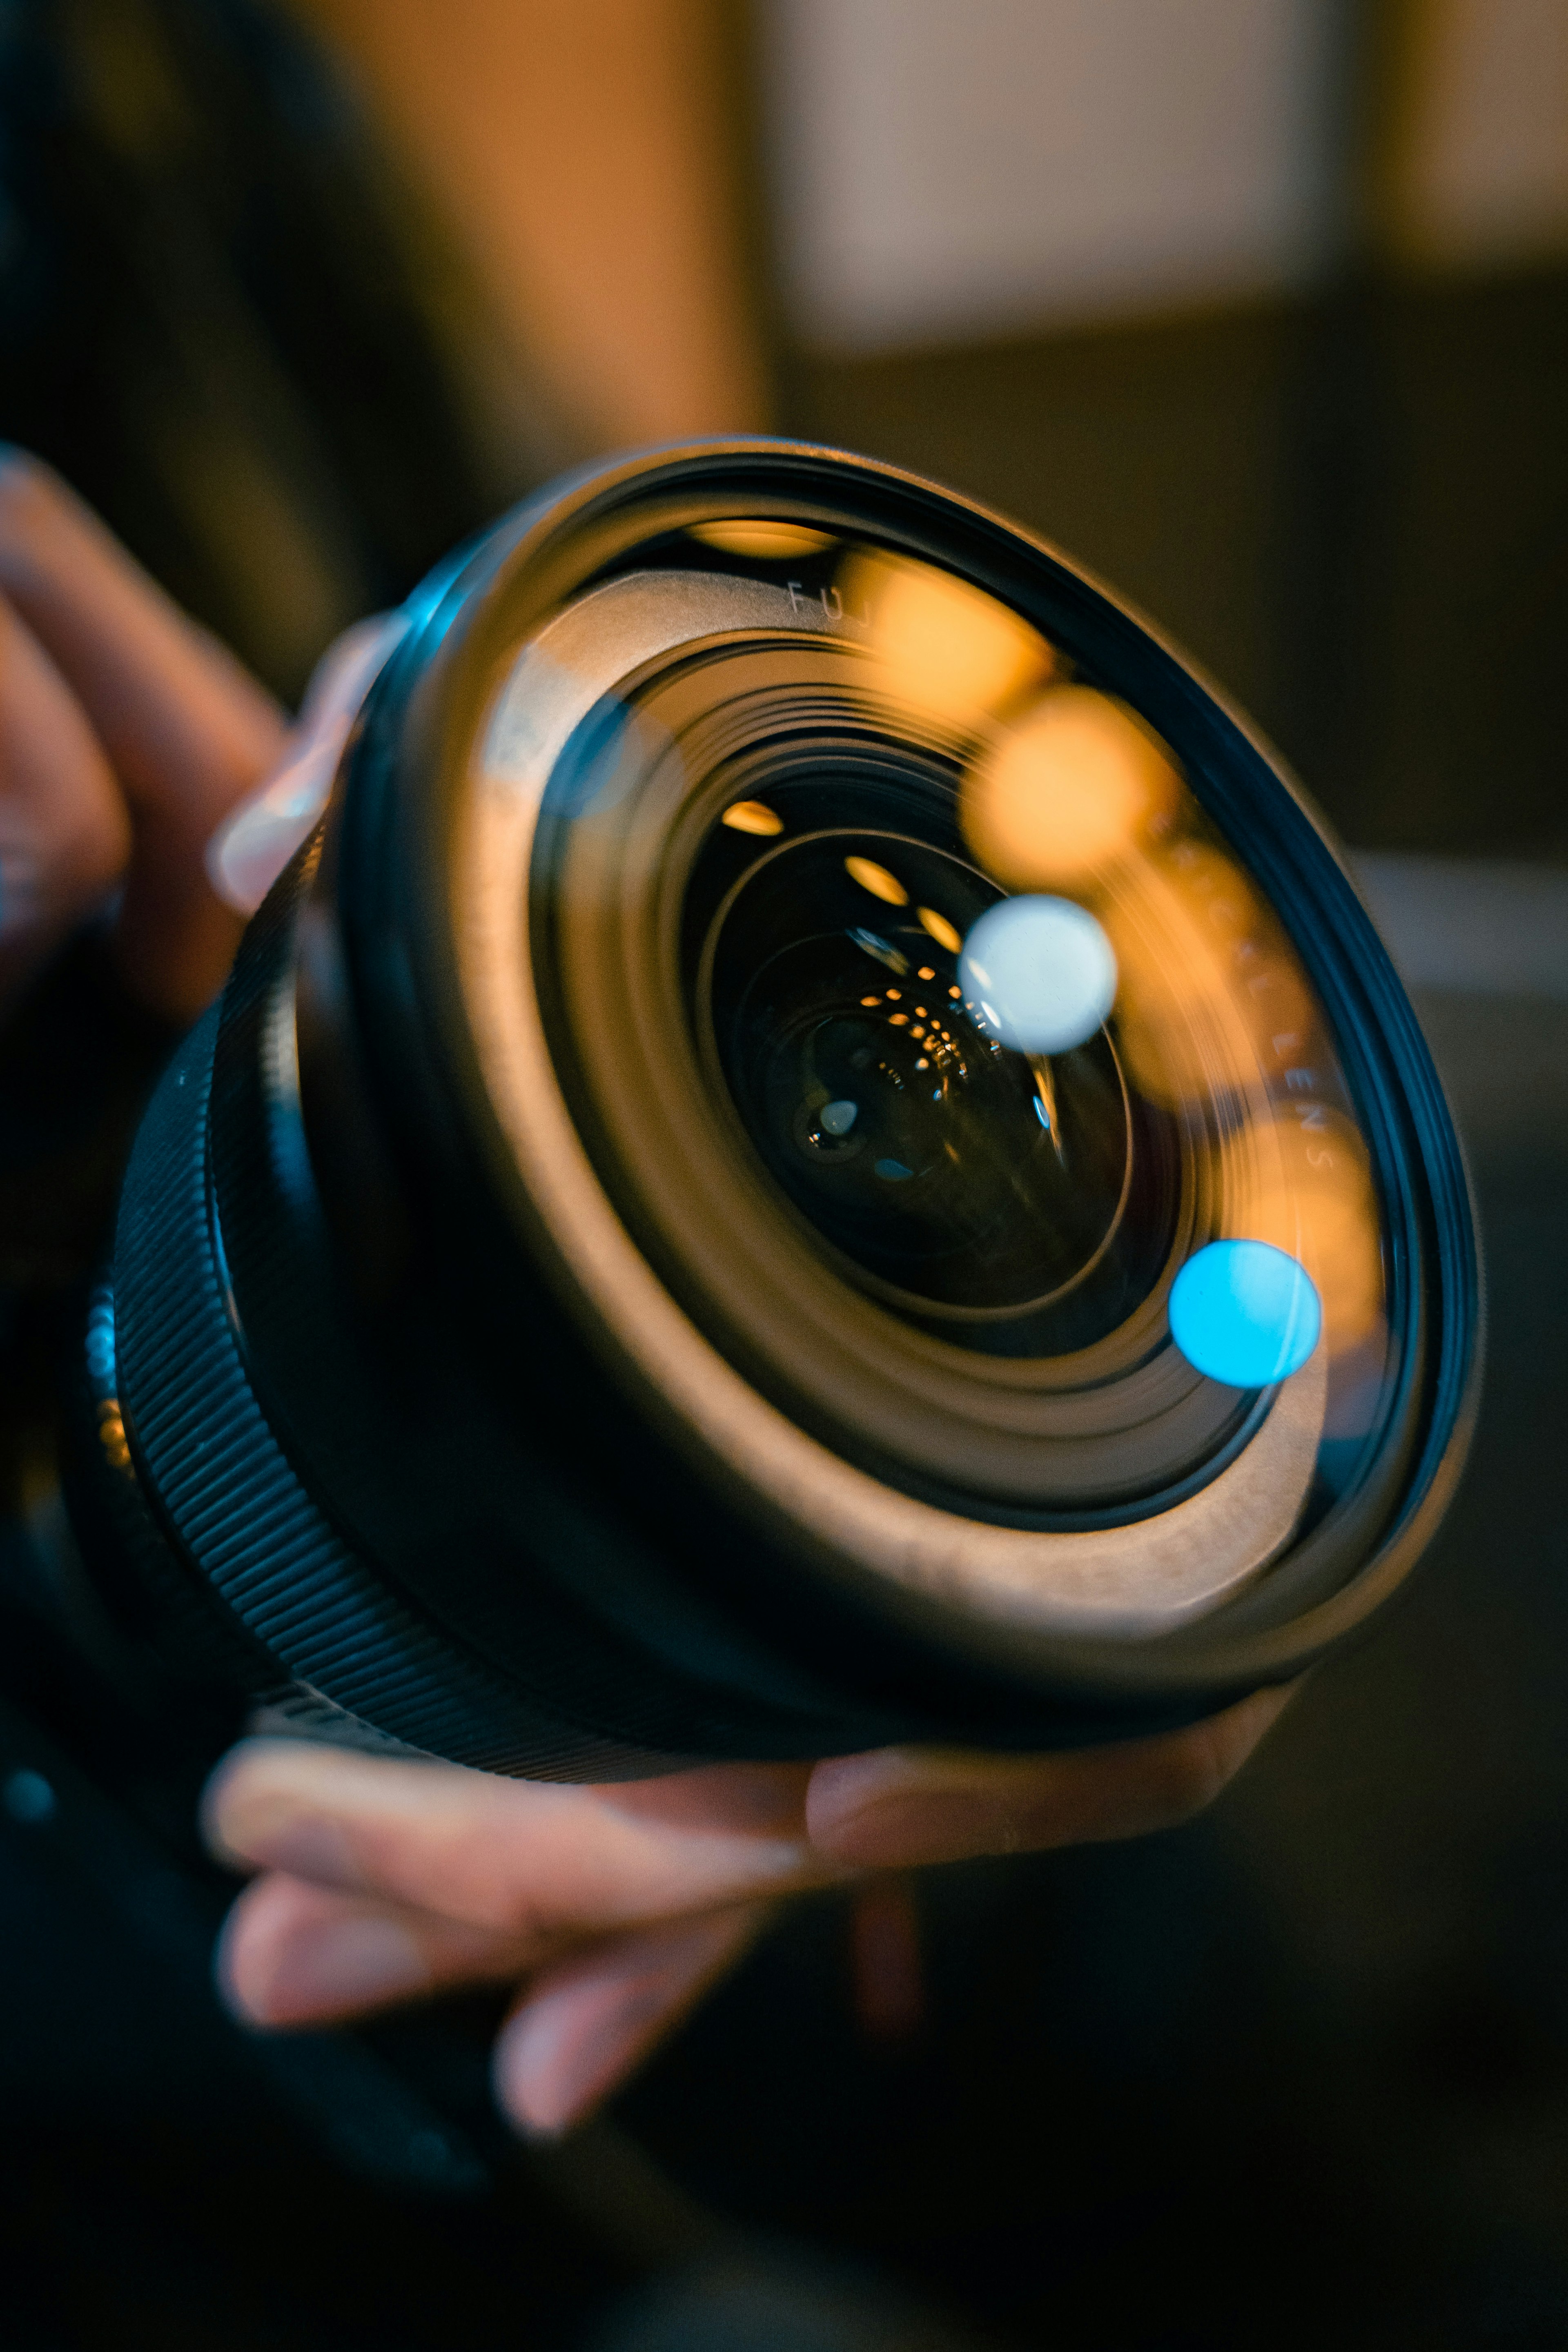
1 3 1566 2346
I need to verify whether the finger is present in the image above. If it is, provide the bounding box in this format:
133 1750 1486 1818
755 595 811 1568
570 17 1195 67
202 1739 834 1953
493 1901 771 2139
804 1684 1296 1869
216 1870 534 2028
207 613 407 917
0 595 131 1002
0 451 287 1016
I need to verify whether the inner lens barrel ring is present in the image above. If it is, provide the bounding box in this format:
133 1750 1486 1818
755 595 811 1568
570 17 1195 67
437 561 1336 1644
82 440 1477 1775
693 826 1142 1325
302 443 1468 1683
533 623 1264 1516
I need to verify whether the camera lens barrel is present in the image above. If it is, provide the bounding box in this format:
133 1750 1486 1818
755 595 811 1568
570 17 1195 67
87 441 1481 1775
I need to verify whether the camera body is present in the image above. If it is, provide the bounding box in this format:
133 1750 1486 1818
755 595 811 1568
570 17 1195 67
59 441 1479 1778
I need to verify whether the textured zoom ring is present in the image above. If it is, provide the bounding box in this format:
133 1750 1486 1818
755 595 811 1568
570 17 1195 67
113 1003 610 1773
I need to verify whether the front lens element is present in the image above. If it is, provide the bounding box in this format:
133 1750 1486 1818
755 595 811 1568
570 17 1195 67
707 831 1135 1321
99 442 1477 1777
500 528 1390 1554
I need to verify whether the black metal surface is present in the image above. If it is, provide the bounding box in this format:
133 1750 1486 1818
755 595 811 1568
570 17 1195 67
0 971 1557 2350
99 443 1478 1766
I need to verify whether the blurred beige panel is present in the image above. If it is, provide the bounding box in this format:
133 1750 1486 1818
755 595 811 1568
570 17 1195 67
293 0 768 450
1382 0 1568 267
765 0 1339 351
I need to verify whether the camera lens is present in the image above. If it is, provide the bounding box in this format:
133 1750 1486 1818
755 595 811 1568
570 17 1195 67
705 831 1134 1321
79 444 1481 1774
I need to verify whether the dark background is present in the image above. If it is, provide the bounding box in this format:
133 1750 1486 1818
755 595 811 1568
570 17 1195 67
0 3 1564 2345
794 266 1568 864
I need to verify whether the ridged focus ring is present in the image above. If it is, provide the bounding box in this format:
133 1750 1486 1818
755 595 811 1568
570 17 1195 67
112 1003 629 1774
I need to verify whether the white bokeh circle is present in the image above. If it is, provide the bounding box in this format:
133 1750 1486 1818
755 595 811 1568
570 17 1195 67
958 895 1118 1055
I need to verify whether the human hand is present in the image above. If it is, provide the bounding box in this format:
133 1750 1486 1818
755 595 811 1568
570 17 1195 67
204 1686 1291 2138
0 451 288 1021
0 455 1292 2138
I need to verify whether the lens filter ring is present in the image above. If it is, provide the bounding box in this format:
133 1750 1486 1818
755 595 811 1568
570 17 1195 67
442 566 1339 1647
331 440 1479 1708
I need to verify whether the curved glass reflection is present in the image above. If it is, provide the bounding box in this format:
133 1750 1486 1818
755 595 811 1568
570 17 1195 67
515 512 1392 1538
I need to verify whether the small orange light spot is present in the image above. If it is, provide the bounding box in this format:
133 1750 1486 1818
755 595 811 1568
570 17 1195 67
845 855 909 906
692 520 833 560
915 1057 929 1069
918 907 962 953
860 995 880 1007
911 1026 926 1039
918 966 935 980
890 1013 909 1026
722 800 784 836
885 989 902 1001
948 985 962 999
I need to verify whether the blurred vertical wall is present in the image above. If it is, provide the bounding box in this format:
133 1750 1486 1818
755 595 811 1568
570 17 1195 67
287 0 1566 855
762 0 1568 857
289 0 771 449
765 0 1568 341
766 0 1344 348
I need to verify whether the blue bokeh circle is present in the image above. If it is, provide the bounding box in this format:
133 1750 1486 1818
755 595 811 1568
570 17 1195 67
1168 1238 1322 1388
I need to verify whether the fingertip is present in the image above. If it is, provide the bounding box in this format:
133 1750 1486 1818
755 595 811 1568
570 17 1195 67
493 1907 765 2140
205 611 405 918
0 590 132 998
199 1737 312 1865
199 1737 375 1880
212 1881 262 2023
0 446 70 559
493 1962 675 2142
215 1875 433 2028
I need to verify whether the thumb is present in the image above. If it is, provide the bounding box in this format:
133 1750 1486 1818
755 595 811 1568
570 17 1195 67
207 613 408 917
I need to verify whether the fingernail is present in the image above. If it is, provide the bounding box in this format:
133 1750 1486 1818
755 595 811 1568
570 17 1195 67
206 611 405 915
808 1755 1025 1869
499 1978 663 2140
497 1915 742 2139
232 1914 429 2025
205 741 340 913
208 1786 360 1886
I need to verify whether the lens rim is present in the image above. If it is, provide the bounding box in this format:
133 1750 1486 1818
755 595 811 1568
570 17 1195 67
526 624 1257 1525
326 438 1481 1707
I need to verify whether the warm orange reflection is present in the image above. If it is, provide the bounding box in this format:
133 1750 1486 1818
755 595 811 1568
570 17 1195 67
843 550 1050 731
794 546 1387 1371
1102 850 1264 1109
722 799 784 836
845 855 909 906
97 1398 131 1474
692 521 834 561
1221 1110 1384 1352
1084 829 1383 1354
917 906 961 953
962 686 1179 889
1100 842 1307 1084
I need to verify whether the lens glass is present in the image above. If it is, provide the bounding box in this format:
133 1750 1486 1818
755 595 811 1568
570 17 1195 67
497 504 1394 1534
710 831 1130 1314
